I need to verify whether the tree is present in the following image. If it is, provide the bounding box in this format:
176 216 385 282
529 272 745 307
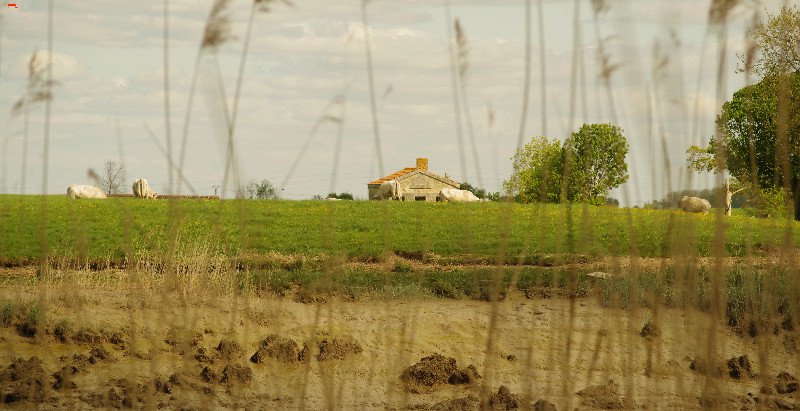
739 6 800 77
327 192 354 200
459 182 488 199
691 6 800 218
565 123 629 204
711 71 800 218
244 179 277 199
99 160 126 194
504 136 564 203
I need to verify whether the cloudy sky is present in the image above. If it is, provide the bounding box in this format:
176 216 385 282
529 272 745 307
0 0 789 204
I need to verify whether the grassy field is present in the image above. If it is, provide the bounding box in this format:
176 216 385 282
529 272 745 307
1 195 796 266
2 198 800 409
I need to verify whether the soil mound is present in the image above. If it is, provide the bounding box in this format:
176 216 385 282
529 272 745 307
449 365 480 385
52 364 80 390
776 372 798 394
727 355 755 379
315 336 363 361
640 321 660 339
401 354 457 391
251 334 300 363
221 363 252 385
576 379 626 409
533 399 557 411
689 357 724 378
489 385 521 410
401 354 482 392
216 339 243 362
164 329 201 354
52 352 96 391
200 366 219 384
89 346 117 364
0 357 47 404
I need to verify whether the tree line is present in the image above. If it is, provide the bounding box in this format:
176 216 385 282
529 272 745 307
687 6 800 219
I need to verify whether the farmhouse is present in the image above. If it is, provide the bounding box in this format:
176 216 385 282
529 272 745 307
368 158 460 201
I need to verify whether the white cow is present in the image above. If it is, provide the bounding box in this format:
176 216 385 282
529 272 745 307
67 184 107 199
374 180 400 200
326 197 341 201
132 178 157 199
439 188 481 202
680 196 711 213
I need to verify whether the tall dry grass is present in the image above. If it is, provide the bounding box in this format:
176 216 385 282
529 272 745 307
0 1 798 410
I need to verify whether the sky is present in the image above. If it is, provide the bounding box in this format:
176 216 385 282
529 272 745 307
0 0 793 204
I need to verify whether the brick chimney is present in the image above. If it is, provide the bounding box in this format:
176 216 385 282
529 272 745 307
416 158 428 170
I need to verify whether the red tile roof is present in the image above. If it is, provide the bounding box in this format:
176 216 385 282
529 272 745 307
368 167 417 185
368 167 460 187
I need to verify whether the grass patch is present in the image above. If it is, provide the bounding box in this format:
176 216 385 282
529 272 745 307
2 196 799 266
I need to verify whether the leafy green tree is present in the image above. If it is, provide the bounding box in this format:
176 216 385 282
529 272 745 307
712 71 800 218
700 6 800 219
327 192 354 200
739 6 800 77
459 182 488 199
565 123 629 204
504 136 563 203
245 179 277 199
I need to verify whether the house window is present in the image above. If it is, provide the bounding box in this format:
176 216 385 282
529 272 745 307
415 196 426 201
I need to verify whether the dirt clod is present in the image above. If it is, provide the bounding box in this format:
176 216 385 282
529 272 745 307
52 365 80 390
74 328 103 345
449 365 481 385
401 354 457 392
194 347 215 364
220 363 252 385
576 379 625 409
89 346 117 364
690 357 723 378
640 321 660 339
489 385 520 410
251 335 300 363
216 339 243 361
776 372 798 394
0 357 47 404
727 355 755 379
200 366 219 384
533 399 557 411
316 336 362 361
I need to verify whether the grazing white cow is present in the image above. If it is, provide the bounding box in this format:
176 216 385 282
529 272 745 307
67 184 107 199
132 178 157 199
439 188 481 202
374 180 400 200
680 196 711 214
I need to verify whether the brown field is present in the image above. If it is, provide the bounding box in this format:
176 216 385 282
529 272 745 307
1 259 799 410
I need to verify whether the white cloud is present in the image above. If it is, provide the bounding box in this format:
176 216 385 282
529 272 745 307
7 51 88 81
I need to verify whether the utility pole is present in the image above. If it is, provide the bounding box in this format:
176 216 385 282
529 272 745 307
213 185 220 197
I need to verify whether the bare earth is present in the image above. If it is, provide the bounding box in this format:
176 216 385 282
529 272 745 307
1 269 799 410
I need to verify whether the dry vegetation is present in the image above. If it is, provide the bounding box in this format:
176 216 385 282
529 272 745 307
2 0 800 410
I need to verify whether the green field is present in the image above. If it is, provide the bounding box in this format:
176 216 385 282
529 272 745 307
1 194 795 266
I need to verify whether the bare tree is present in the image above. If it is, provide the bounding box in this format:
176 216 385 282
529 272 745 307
99 160 127 194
